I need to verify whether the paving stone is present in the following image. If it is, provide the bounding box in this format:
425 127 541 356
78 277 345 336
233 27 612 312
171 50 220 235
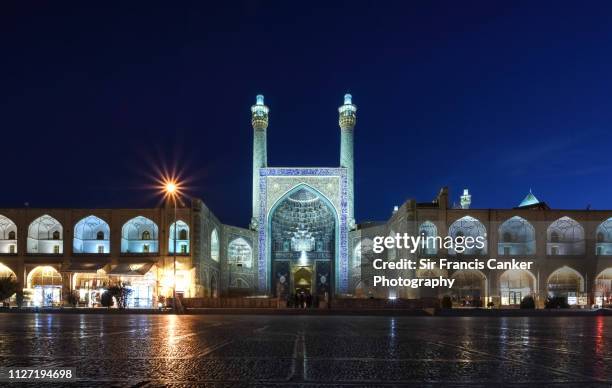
0 313 609 386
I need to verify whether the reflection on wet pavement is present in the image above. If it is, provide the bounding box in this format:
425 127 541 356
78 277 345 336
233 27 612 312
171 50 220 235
0 314 609 386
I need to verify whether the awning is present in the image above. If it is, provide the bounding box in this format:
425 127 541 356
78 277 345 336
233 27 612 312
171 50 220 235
109 262 154 276
62 263 106 273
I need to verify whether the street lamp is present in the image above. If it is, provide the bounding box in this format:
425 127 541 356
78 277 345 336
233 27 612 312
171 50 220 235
165 182 177 195
163 179 181 313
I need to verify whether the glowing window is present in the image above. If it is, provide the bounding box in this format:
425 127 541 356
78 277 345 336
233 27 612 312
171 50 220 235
211 229 220 262
74 215 110 254
498 216 535 256
547 217 584 255
228 238 252 268
27 215 63 254
121 216 159 253
448 216 487 255
169 221 190 254
419 221 438 254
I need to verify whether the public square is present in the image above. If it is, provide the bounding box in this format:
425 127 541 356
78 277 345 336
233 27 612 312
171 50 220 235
0 313 609 386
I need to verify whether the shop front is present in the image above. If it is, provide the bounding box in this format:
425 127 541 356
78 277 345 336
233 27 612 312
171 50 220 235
68 264 109 307
109 263 157 308
159 259 196 301
27 266 63 307
499 269 535 306
594 268 612 308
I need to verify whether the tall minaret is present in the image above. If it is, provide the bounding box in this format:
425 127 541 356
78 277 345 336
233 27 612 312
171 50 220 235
338 93 357 229
251 94 269 230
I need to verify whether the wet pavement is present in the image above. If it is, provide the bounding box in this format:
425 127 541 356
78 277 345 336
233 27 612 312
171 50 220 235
0 313 609 387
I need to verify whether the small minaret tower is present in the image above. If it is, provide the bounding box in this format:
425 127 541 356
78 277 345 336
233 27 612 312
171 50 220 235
251 94 269 229
338 93 357 228
460 188 471 209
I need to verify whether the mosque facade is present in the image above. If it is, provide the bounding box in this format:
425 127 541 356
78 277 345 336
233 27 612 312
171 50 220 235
0 95 610 308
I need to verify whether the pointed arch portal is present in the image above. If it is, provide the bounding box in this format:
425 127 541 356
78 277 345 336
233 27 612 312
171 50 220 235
268 184 337 298
257 168 349 296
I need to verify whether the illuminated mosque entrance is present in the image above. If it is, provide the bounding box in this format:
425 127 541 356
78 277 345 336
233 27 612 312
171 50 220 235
293 267 313 294
270 187 336 298
251 95 353 295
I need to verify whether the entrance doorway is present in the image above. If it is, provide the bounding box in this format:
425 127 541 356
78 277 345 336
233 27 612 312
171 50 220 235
33 287 61 307
502 291 522 305
293 266 313 294
269 185 337 297
500 269 535 306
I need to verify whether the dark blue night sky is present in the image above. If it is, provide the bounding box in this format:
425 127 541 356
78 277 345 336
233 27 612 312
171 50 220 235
2 1 612 226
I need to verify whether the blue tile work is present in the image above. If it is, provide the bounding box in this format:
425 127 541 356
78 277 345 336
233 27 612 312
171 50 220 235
258 168 349 294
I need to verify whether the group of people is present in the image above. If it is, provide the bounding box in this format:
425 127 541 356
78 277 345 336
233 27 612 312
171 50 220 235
288 291 318 308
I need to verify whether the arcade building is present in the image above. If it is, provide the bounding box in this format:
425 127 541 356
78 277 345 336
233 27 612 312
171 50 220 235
0 95 611 308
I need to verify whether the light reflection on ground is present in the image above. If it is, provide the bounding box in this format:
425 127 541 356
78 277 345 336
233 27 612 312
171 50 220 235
0 314 609 386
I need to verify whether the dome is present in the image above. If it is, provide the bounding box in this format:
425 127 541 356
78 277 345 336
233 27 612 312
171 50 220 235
518 190 540 208
288 188 318 202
